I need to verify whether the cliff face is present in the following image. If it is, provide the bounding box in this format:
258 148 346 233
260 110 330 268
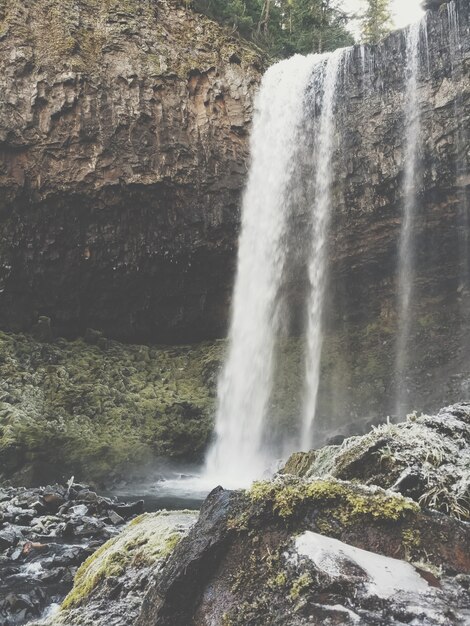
315 0 470 427
0 0 262 342
0 0 469 427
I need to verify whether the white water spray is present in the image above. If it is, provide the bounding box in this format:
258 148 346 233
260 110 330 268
204 55 322 487
395 21 422 417
205 48 347 485
301 49 345 450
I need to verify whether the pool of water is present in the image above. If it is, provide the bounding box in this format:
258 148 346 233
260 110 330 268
105 473 219 512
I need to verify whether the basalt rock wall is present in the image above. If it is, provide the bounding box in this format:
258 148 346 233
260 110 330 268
317 0 470 427
0 0 262 342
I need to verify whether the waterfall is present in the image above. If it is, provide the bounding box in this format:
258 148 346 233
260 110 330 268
205 50 346 486
204 54 322 486
301 50 344 450
394 21 423 417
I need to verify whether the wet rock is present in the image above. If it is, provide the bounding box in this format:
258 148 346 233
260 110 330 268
0 482 147 626
53 511 198 626
43 488 67 513
68 505 88 517
0 525 22 549
46 405 470 626
107 511 125 526
111 501 145 519
22 542 48 557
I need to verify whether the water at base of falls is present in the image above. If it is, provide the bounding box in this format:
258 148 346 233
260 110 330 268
203 50 347 488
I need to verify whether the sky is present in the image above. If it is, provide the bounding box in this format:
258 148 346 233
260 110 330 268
344 0 425 39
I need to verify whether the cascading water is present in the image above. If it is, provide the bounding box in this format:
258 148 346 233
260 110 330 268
394 21 423 418
151 6 468 502
301 49 345 450
205 50 346 485
204 54 323 486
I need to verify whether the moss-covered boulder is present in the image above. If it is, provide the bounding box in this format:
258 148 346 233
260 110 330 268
0 331 224 486
281 403 470 521
132 481 470 626
37 510 198 626
36 406 470 625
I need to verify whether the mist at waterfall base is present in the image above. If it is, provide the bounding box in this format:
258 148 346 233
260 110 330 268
114 3 468 503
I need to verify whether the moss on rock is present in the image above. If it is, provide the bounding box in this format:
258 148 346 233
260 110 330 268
0 331 224 485
249 477 419 522
61 510 197 611
281 405 470 521
0 0 265 76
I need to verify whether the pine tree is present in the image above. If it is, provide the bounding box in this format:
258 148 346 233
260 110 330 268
361 0 393 44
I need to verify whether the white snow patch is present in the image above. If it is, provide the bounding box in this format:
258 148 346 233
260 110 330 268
295 531 430 599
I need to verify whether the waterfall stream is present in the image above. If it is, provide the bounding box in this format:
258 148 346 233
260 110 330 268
301 50 344 450
205 51 346 485
196 5 467 490
394 21 423 418
204 54 323 486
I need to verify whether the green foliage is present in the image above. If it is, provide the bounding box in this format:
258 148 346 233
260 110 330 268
361 0 393 44
0 331 223 484
190 0 354 58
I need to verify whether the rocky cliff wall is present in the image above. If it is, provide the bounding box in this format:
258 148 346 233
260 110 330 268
272 0 470 433
0 0 469 430
315 0 470 427
0 0 263 342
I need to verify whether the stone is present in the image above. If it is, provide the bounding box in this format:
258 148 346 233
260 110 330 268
0 524 22 549
107 510 125 526
69 505 89 517
0 482 146 625
84 329 103 346
31 316 53 342
111 500 145 519
43 491 66 513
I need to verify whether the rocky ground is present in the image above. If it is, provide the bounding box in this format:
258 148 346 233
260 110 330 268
23 403 470 626
0 483 146 626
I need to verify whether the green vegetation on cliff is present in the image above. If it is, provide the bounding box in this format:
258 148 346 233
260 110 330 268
0 0 264 75
0 331 223 485
190 0 354 57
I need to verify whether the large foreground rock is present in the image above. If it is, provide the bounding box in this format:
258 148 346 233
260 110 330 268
47 404 470 625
